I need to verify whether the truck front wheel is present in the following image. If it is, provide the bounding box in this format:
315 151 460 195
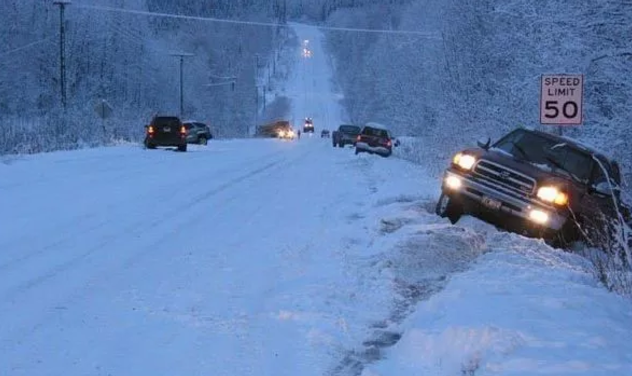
548 219 582 249
435 193 463 224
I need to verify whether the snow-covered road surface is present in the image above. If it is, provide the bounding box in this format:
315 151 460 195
4 139 630 376
0 139 424 375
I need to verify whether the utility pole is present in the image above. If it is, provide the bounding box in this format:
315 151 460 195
53 0 71 109
170 52 194 117
255 54 260 127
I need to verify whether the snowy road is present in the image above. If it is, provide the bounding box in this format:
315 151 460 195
0 23 430 376
0 138 412 375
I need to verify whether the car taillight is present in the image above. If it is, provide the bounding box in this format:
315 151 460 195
356 135 361 142
147 126 155 134
386 140 392 147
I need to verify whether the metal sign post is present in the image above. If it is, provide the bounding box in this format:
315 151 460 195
94 99 113 137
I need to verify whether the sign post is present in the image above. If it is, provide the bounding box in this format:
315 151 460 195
540 74 584 135
94 99 113 137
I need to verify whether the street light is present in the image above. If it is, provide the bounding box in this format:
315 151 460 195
170 52 194 117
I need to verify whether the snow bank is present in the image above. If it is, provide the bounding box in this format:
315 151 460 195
364 230 632 376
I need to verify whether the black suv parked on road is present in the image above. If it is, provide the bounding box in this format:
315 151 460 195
144 116 187 152
436 127 630 247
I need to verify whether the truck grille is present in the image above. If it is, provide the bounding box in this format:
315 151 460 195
473 160 536 196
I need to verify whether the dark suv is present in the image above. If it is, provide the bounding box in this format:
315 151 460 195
144 116 187 152
183 121 213 145
332 124 361 147
436 127 630 247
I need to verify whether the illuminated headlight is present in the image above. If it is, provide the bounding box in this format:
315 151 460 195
452 153 476 170
529 209 550 224
536 186 569 206
445 175 462 190
278 131 286 137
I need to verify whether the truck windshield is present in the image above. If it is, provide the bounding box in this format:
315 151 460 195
361 127 389 138
493 130 594 182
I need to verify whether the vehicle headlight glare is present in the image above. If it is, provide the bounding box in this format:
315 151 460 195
529 209 549 224
453 153 476 170
445 175 462 190
537 186 568 205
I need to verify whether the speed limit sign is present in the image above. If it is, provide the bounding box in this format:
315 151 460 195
540 74 584 125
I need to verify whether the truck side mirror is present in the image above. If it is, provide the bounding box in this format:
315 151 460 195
593 181 620 196
477 137 491 150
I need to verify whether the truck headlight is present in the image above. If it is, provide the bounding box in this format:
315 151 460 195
452 153 476 170
536 186 569 206
445 175 462 190
529 209 549 224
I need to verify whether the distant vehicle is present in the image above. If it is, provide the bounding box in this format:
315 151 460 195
303 118 314 133
183 121 213 145
144 116 187 152
321 129 330 138
435 127 631 248
354 123 398 157
255 120 291 138
278 128 296 140
332 124 361 148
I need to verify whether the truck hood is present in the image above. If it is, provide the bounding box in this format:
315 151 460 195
465 147 575 186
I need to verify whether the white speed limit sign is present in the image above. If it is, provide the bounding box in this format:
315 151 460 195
540 74 584 125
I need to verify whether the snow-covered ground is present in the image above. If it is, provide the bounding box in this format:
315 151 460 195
1 23 631 376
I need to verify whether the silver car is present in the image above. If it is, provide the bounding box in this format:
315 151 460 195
183 121 213 145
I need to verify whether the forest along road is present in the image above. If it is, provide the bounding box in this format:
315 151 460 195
0 137 454 376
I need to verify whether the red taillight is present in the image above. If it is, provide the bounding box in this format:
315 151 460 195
356 135 361 142
386 140 392 147
180 126 186 134
147 126 155 134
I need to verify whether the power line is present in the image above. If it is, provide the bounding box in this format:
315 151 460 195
74 4 442 39
0 37 55 61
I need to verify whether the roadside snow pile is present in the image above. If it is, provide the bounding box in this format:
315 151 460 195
327 156 493 376
363 222 632 376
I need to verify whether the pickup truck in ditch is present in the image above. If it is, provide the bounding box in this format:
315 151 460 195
332 124 361 148
435 127 630 248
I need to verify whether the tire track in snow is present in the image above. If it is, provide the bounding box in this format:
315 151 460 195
0 155 287 303
328 198 490 376
0 144 315 355
0 148 287 272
